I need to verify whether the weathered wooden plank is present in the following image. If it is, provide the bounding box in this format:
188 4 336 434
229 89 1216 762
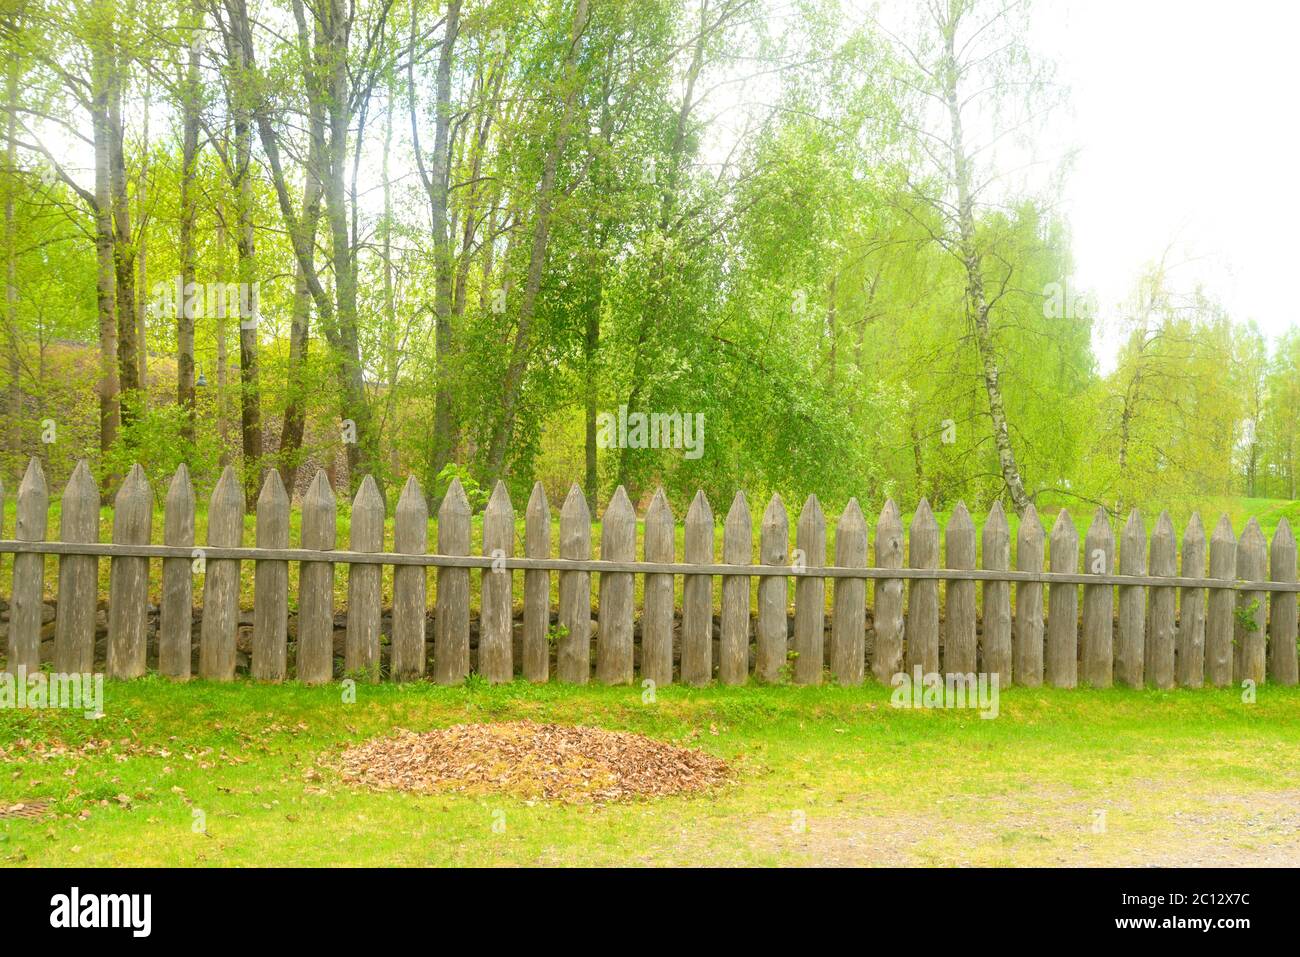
1236 518 1267 685
522 482 550 682
480 481 516 684
1176 513 1206 688
556 484 591 683
435 477 472 684
682 491 715 685
830 498 866 686
641 489 675 686
980 501 1011 683
391 476 428 681
107 464 153 679
1014 504 1045 686
1269 517 1298 686
1046 509 1078 688
1081 506 1114 688
1115 509 1147 688
872 499 905 683
1205 515 1236 687
756 494 789 683
296 470 337 685
1146 511 1177 689
54 460 100 675
158 465 196 680
251 469 289 682
199 465 244 681
792 495 826 685
720 492 753 685
905 499 939 675
344 475 385 682
596 486 635 685
7 458 48 676
943 502 976 676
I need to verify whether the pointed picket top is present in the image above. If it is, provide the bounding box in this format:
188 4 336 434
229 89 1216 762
439 476 471 521
1239 517 1267 576
946 500 976 564
1211 513 1235 544
1019 502 1044 545
837 496 865 535
1086 505 1112 544
686 488 713 527
879 497 900 525
643 487 675 562
353 473 385 517
60 459 100 538
1183 511 1205 548
798 493 824 526
1051 507 1075 536
350 474 386 552
1121 508 1144 540
725 490 751 533
724 491 752 563
602 484 634 525
1152 510 1176 550
168 462 195 509
1241 516 1266 548
526 480 549 524
114 462 151 513
257 466 288 510
560 482 590 524
984 498 1008 533
301 469 337 550
948 500 973 531
210 463 245 513
762 492 787 534
1273 516 1295 551
877 496 903 543
912 496 936 530
835 497 867 564
983 498 1009 550
395 475 428 552
15 456 49 540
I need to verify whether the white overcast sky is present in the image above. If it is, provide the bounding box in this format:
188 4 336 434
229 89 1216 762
1031 0 1300 368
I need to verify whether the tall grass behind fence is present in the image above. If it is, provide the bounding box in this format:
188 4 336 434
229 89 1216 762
2 458 1298 688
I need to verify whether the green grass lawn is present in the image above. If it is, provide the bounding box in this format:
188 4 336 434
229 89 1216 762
3 679 1298 867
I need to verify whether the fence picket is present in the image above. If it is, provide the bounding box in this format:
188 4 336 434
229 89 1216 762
252 469 289 682
872 499 905 683
7 458 48 676
721 492 752 685
1206 516 1236 687
107 464 152 679
1177 514 1206 688
480 481 516 684
435 478 472 684
943 502 976 675
683 491 715 686
557 485 591 683
1235 518 1267 684
297 470 337 685
523 482 551 683
159 465 195 680
1146 512 1177 689
831 498 866 686
54 460 100 675
1046 509 1078 688
905 499 939 675
756 494 789 683
391 476 428 681
199 465 244 681
1116 509 1147 688
597 486 635 685
1081 507 1114 688
1014 504 1045 686
1268 518 1298 686
345 475 385 683
793 495 826 685
642 489 674 686
981 501 1011 684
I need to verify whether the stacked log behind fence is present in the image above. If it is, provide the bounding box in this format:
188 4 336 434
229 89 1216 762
3 456 1300 689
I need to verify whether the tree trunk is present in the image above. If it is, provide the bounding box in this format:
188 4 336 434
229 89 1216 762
177 1 201 446
91 40 120 458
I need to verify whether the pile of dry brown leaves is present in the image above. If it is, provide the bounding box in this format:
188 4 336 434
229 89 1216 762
337 721 730 803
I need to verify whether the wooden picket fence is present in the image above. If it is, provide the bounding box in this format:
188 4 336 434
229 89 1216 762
2 456 1299 689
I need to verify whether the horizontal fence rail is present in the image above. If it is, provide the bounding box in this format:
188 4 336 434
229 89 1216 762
1 457 1298 689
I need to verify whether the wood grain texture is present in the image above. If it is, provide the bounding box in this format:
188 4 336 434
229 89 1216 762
345 475 385 682
1081 506 1114 688
641 489 675 686
596 486 635 684
793 495 826 685
1046 509 1078 688
756 494 789 683
199 465 244 681
522 482 551 682
54 460 100 675
296 470 336 685
1115 509 1147 688
1205 515 1236 687
1268 517 1298 686
1176 513 1206 688
942 502 976 675
1146 512 1177 689
1014 504 1045 686
905 499 939 675
251 469 289 682
391 476 429 681
830 498 866 685
480 481 516 683
980 501 1011 683
1235 518 1267 685
682 491 715 686
872 499 905 683
720 492 753 685
435 478 472 684
107 464 152 679
159 465 196 680
7 458 48 676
